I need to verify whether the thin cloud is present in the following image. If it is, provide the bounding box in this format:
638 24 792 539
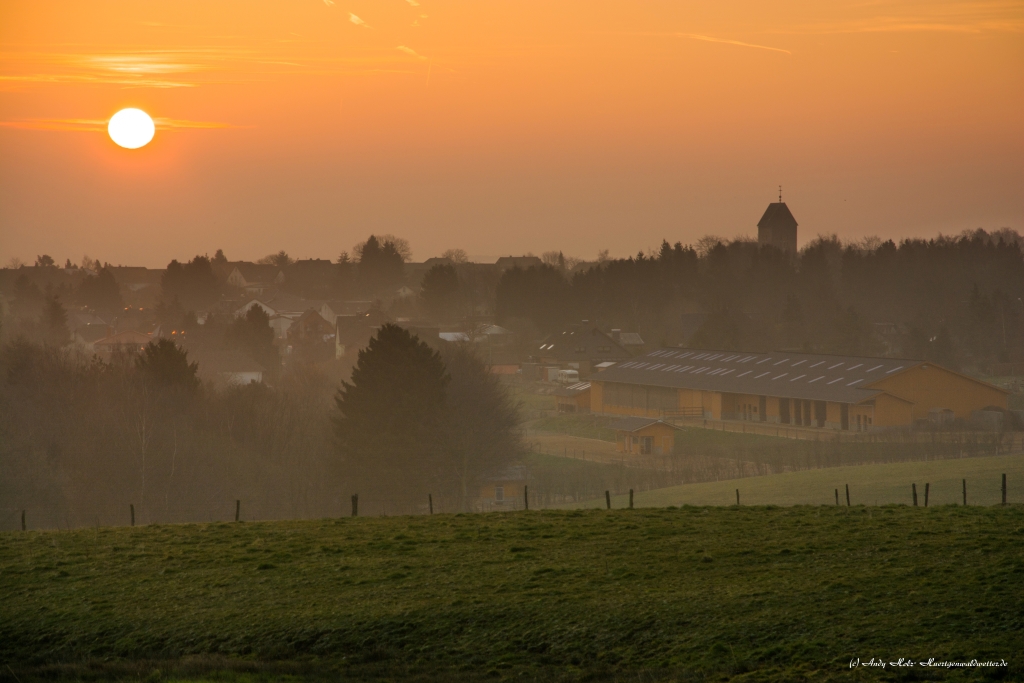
0 117 242 132
406 0 420 5
349 13 371 28
323 0 335 5
396 46 428 61
678 34 792 55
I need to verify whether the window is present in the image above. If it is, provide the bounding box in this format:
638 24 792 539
495 486 504 502
640 436 654 455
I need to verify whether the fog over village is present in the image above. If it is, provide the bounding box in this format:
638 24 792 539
1 0 1022 680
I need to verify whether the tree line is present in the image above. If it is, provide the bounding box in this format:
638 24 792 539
0 325 523 529
495 229 1024 370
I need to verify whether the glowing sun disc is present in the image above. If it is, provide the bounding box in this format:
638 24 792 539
108 108 155 149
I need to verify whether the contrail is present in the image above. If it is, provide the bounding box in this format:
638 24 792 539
678 33 791 55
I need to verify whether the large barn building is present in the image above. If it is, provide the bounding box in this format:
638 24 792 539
590 348 1008 432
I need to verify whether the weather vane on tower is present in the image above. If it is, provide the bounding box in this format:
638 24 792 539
779 185 782 203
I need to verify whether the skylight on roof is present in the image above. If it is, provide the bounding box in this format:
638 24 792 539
755 371 770 378
866 365 883 372
828 363 843 369
827 377 844 384
886 366 904 374
772 373 788 380
774 358 789 365
789 374 805 381
808 376 824 383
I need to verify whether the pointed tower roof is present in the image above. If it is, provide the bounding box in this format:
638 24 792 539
757 202 798 230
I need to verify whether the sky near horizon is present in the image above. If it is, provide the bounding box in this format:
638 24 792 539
1 1 1022 267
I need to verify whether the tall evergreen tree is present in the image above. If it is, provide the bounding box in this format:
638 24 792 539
334 324 448 511
40 296 68 346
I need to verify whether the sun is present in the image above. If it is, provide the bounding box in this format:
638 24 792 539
108 108 155 149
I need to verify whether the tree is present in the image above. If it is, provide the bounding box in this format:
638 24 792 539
495 264 570 333
333 324 448 511
212 249 228 266
137 339 199 392
161 256 219 310
356 235 405 294
438 344 522 511
420 264 461 321
77 267 123 314
441 248 468 264
227 306 279 379
354 234 411 262
40 296 68 346
35 255 55 268
257 250 293 268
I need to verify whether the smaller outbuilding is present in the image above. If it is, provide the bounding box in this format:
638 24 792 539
555 381 591 413
609 417 680 455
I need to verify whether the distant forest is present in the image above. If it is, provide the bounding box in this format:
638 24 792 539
3 229 1022 373
498 230 1024 372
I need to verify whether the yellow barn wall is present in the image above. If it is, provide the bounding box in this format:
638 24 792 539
591 381 605 413
765 397 781 422
826 402 843 425
869 364 1008 420
678 388 703 410
702 391 722 420
591 381 660 418
872 394 915 427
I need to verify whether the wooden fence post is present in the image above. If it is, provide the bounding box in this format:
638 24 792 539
912 483 918 507
736 489 740 506
845 484 850 507
21 510 26 531
130 504 135 527
428 494 433 515
351 494 358 517
629 489 634 509
924 483 930 507
605 490 611 510
834 489 839 506
1002 474 1007 506
524 485 529 511
235 500 240 522
962 479 967 506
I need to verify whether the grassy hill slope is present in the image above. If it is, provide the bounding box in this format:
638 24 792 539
569 453 1024 509
1 506 1022 682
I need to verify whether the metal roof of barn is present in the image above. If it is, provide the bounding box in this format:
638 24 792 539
608 417 679 432
594 348 923 404
554 381 591 397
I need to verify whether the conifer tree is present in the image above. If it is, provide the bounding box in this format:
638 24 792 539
334 324 448 510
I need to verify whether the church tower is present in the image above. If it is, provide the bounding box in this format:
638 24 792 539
757 189 798 254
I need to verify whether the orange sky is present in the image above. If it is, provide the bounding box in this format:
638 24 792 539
1 0 1022 266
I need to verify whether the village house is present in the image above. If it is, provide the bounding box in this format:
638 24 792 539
93 330 153 357
590 348 1009 432
609 417 680 455
536 325 632 377
225 263 285 294
476 465 528 512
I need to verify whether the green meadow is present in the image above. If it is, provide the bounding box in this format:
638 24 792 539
570 453 1024 509
2 505 1022 682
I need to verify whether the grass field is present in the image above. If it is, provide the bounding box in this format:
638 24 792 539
2 506 1022 682
568 453 1024 509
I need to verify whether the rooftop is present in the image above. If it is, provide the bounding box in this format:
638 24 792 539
594 348 927 404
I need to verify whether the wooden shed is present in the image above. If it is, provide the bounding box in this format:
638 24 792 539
609 417 680 455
